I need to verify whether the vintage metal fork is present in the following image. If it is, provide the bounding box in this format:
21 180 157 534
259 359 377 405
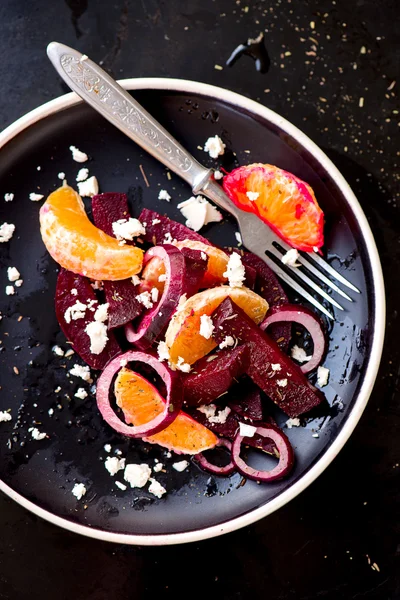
47 42 360 321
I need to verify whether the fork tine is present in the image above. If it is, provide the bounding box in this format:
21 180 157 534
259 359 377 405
267 248 345 311
306 252 361 294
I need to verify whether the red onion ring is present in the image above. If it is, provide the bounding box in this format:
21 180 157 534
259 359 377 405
195 438 236 476
125 244 186 350
260 303 326 373
232 424 294 482
96 350 182 438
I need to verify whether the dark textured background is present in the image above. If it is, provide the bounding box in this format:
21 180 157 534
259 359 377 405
0 0 399 598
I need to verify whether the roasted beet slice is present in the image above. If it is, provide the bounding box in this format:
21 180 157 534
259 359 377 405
180 248 209 297
228 378 264 421
183 346 250 406
92 193 143 329
211 298 324 417
55 268 120 369
242 252 291 350
139 208 211 245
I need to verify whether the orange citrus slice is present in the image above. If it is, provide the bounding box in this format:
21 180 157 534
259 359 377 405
165 286 268 366
223 163 324 252
115 368 218 454
39 184 143 280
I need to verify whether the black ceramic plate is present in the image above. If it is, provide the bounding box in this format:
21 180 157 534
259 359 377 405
0 79 384 545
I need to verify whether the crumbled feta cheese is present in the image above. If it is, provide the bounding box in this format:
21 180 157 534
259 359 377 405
286 417 301 429
69 364 92 382
312 433 319 438
29 427 47 441
151 288 159 303
0 411 12 422
235 231 242 246
115 481 127 491
72 482 87 500
76 168 89 182
271 363 282 371
317 366 330 387
177 196 222 232
74 387 88 400
148 478 167 498
48 408 54 416
5 286 14 296
172 460 189 472
158 273 167 282
14 279 23 287
219 335 235 349
77 176 99 198
291 345 312 363
70 145 88 163
124 463 152 488
200 251 207 261
58 171 66 180
85 321 108 354
313 246 319 253
197 404 231 424
276 378 288 387
64 300 87 323
54 386 62 393
239 422 257 437
70 288 78 296
105 456 126 476
112 217 146 240
4 193 14 202
223 252 245 288
199 314 214 339
52 345 64 356
7 267 20 282
163 232 174 244
157 341 170 362
176 356 191 373
29 193 44 201
152 218 161 225
214 170 224 180
153 462 164 473
0 223 15 243
136 291 153 309
94 303 109 323
104 443 112 453
281 248 300 267
246 191 259 201
158 189 171 202
204 135 226 159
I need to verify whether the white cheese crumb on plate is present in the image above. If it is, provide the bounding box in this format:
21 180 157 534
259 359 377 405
0 223 15 243
0 411 12 423
223 252 246 288
204 135 226 158
317 366 330 387
70 145 88 163
172 460 189 472
7 267 20 282
77 176 99 198
158 189 171 202
124 463 152 488
29 192 44 202
72 482 87 500
148 478 167 498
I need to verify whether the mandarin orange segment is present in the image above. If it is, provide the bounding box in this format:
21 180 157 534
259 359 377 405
165 286 268 366
39 185 143 280
115 368 218 454
141 256 166 293
223 163 324 252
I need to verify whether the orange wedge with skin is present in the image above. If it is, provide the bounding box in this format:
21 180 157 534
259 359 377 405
115 368 218 454
223 163 324 252
165 286 268 366
39 185 143 280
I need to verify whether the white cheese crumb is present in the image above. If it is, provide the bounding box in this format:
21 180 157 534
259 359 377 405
312 433 319 438
148 478 167 498
70 288 78 296
70 145 88 163
151 287 159 303
223 252 246 288
158 189 171 202
313 246 319 253
246 191 259 201
77 176 99 198
214 170 224 180
0 223 15 243
199 314 215 339
52 345 64 357
4 193 14 202
173 460 189 472
5 285 14 296
219 335 235 349
197 404 231 424
105 456 126 476
124 463 152 488
317 366 330 387
281 248 301 267
120 359 128 367
176 356 191 373
131 275 141 286
29 192 44 201
72 482 87 500
157 341 170 362
286 417 301 429
112 217 145 240
200 251 207 261
94 303 109 323
74 387 88 400
14 279 23 287
85 321 108 355
0 411 12 423
136 291 153 309
64 300 87 324
235 231 242 246
177 196 222 232
271 363 282 371
153 462 164 473
104 444 112 453
58 171 66 180
276 378 288 387
115 481 127 491
69 364 92 382
239 422 257 437
76 167 89 182
204 135 226 159
291 345 312 363
29 427 47 441
48 408 54 416
7 267 20 282
158 273 167 282
163 232 174 244
152 218 161 225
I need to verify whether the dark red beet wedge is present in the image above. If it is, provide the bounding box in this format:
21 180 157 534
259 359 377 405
139 208 210 245
228 379 264 421
211 298 324 418
55 268 120 370
180 248 209 297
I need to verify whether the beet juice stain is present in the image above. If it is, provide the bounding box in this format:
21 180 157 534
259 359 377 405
226 32 270 74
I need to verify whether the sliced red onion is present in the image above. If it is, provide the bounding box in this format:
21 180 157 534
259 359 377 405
96 350 182 438
232 424 294 482
125 244 186 350
260 303 326 373
195 438 235 476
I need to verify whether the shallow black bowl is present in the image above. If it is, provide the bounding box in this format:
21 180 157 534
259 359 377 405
0 79 384 544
